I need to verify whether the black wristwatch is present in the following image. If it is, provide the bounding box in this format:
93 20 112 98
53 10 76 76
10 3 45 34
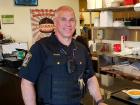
96 99 104 105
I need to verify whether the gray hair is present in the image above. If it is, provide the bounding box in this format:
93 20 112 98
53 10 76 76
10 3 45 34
54 5 76 18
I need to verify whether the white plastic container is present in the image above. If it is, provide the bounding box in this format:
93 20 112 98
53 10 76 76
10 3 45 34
101 74 114 86
95 0 103 8
103 0 112 7
87 0 96 9
100 11 113 27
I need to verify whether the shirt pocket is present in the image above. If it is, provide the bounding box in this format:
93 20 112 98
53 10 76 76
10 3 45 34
76 59 86 71
52 54 66 65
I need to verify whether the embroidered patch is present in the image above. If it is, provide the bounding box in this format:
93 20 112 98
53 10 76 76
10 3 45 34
22 52 32 67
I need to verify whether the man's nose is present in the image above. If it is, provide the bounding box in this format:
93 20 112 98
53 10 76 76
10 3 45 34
65 20 71 26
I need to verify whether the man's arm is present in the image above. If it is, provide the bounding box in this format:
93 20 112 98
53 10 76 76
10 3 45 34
21 78 37 105
87 75 107 105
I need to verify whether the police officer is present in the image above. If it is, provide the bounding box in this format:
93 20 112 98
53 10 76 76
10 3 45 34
19 5 107 105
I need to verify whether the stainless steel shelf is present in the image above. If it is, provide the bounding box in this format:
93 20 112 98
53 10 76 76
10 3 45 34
98 52 140 60
81 5 140 41
127 26 140 29
86 5 134 12
93 27 126 29
93 26 140 30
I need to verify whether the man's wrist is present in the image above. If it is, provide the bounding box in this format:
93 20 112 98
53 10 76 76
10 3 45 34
96 98 104 105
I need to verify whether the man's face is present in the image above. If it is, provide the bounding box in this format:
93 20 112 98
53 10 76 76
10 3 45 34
54 10 76 38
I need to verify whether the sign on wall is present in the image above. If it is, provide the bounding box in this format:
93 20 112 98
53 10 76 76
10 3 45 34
30 9 55 43
1 15 14 24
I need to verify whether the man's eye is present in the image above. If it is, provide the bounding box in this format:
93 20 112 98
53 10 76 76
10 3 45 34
60 18 75 22
61 18 66 21
70 19 75 22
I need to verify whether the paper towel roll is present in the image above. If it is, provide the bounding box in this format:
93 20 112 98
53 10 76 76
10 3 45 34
100 11 113 27
96 0 102 8
87 0 96 9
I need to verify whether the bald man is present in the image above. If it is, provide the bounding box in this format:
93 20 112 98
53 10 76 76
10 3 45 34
19 5 106 105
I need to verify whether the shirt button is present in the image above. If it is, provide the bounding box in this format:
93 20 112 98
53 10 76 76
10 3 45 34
57 61 60 64
80 61 82 64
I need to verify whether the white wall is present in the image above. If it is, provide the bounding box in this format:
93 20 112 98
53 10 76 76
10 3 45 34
0 0 80 48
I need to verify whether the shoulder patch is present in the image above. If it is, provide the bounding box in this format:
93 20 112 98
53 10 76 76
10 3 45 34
22 52 32 67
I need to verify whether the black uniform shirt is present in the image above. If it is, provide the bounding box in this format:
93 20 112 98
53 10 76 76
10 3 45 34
19 34 95 83
18 34 95 105
18 40 45 83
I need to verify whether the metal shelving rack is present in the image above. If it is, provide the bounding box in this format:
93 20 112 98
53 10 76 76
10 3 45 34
86 5 134 12
86 5 140 41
